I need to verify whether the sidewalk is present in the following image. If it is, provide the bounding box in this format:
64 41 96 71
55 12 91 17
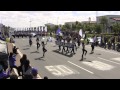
7 43 21 66
7 42 42 79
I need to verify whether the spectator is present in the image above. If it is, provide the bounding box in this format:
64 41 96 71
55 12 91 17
10 74 18 79
0 61 8 72
22 59 33 79
17 54 27 76
9 52 17 71
13 46 18 54
44 76 48 79
0 64 10 79
31 68 41 79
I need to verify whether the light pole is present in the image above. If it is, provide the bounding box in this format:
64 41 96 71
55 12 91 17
89 17 91 31
57 17 59 25
29 20 32 30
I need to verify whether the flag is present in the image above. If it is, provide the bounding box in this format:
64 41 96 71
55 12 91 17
56 28 61 35
45 26 47 32
79 29 82 37
41 26 43 31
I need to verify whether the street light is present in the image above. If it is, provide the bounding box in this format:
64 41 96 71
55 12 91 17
29 20 32 30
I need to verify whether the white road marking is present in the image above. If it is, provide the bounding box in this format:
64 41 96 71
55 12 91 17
68 61 94 74
45 65 79 76
111 57 120 62
82 60 114 71
86 45 120 55
98 57 120 65
22 39 25 40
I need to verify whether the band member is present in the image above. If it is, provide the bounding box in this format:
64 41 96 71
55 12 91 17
62 39 66 53
36 37 40 51
80 42 87 61
29 35 32 47
91 42 95 54
66 35 71 53
41 41 47 57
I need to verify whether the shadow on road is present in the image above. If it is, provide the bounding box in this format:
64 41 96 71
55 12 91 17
79 58 92 62
23 48 30 50
24 45 30 47
96 53 101 55
35 57 45 61
30 51 40 54
52 50 73 57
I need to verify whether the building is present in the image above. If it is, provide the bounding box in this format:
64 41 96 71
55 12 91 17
0 23 3 33
64 21 80 26
9 27 15 37
45 23 55 28
97 15 120 33
81 21 96 24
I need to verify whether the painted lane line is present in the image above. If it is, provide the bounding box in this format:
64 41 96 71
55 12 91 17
68 61 94 74
82 61 114 71
111 57 120 62
98 57 120 65
86 46 120 55
45 65 79 76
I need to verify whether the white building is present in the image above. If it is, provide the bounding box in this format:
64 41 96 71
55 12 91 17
9 27 15 37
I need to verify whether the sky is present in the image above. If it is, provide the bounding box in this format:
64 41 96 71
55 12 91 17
0 11 120 28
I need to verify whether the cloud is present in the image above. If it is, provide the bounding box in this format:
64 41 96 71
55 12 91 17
0 11 120 28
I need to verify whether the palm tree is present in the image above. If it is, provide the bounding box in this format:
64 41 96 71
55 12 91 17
100 16 108 33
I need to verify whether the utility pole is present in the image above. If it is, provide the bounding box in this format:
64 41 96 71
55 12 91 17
30 20 32 30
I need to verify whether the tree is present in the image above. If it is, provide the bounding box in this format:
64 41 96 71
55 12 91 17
82 23 91 33
100 16 108 33
46 25 52 32
94 24 102 34
75 21 79 25
71 24 76 30
52 25 59 33
76 22 82 31
64 23 71 30
112 23 120 34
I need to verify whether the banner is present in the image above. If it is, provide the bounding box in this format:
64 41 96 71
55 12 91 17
43 27 45 32
79 29 82 37
56 28 61 35
45 26 47 32
41 26 43 31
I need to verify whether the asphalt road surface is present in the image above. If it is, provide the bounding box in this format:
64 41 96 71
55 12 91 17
13 37 120 79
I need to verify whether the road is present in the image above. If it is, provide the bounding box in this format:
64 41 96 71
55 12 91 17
13 37 120 79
